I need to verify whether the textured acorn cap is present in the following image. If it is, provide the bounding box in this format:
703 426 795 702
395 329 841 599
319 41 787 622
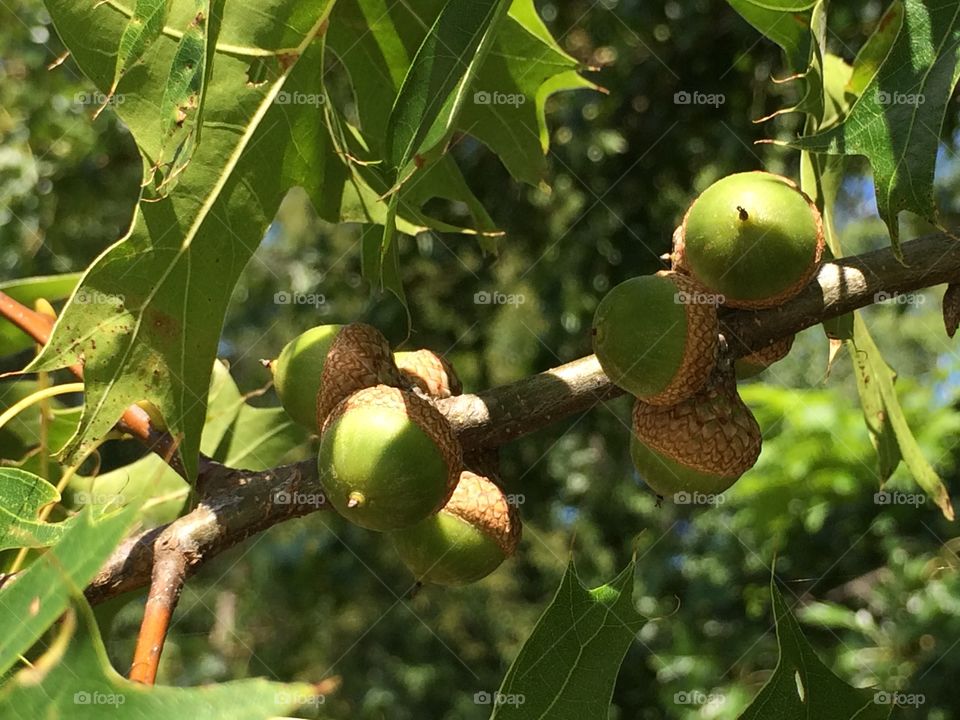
735 334 795 379
592 271 718 405
316 323 408 429
318 385 461 531
674 171 824 309
442 471 521 556
395 349 462 398
631 367 761 495
390 471 521 585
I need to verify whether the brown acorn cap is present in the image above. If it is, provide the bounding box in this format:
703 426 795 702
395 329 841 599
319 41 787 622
441 470 521 556
321 385 463 515
316 323 408 430
648 271 720 406
672 173 825 310
741 334 795 369
632 366 761 477
395 349 463 398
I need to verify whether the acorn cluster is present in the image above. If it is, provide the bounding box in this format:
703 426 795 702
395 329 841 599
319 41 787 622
268 325 520 586
593 171 824 500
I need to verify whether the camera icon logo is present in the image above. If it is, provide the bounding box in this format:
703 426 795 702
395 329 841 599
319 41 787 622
473 91 491 105
674 90 691 104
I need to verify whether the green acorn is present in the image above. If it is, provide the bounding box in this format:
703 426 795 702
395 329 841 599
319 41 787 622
593 271 718 405
673 171 824 308
267 323 406 432
630 367 762 498
318 385 461 531
390 470 521 586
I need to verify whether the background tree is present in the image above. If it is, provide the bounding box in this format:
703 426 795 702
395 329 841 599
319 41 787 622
1 0 959 718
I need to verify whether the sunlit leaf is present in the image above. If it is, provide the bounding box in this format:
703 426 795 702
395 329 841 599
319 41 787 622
848 314 953 519
790 0 960 254
489 561 641 719
0 599 319 718
0 504 136 676
739 578 891 719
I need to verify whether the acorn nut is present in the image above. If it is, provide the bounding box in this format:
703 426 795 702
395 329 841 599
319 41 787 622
673 171 824 309
390 470 521 585
268 323 405 432
318 385 461 531
630 367 762 498
593 271 719 405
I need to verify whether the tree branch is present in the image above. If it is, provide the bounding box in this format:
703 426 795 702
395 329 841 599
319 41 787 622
440 231 960 446
75 230 960 605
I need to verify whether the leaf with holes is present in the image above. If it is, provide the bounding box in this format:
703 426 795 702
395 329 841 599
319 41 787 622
100 0 171 108
29 0 586 481
151 0 212 194
30 0 337 480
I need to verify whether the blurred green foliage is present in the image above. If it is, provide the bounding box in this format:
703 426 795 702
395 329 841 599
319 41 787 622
2 0 960 718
